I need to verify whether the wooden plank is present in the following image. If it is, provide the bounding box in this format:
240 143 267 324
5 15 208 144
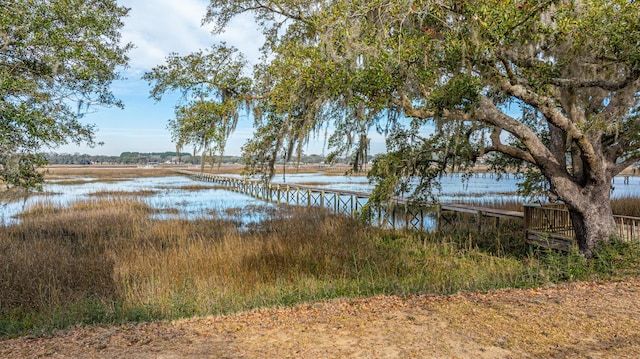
526 231 575 251
176 170 640 251
440 204 524 220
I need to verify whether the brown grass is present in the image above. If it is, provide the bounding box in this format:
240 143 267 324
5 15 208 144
88 190 158 197
43 165 180 179
1 198 149 313
170 184 229 191
612 196 640 217
46 178 128 185
2 174 639 337
0 189 32 203
0 196 532 333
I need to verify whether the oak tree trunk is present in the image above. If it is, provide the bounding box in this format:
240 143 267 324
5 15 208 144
561 183 617 258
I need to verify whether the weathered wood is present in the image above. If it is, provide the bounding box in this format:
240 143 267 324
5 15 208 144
440 203 524 220
524 204 640 250
176 170 640 250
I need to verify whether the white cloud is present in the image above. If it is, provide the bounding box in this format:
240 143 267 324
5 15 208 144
119 0 263 71
61 1 269 156
212 13 264 66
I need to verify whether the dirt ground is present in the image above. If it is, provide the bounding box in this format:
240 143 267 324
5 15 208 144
2 277 639 359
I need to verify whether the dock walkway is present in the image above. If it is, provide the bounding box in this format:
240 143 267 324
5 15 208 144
177 170 640 250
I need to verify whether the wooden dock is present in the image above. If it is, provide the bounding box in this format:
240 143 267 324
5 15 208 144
176 170 434 230
177 170 640 250
524 203 640 250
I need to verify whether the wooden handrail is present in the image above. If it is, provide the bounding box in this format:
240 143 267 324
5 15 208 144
178 170 640 247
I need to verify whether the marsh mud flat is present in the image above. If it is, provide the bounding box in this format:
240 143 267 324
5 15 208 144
2 277 639 358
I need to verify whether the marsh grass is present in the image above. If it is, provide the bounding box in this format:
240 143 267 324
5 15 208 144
434 198 527 255
173 184 229 191
46 178 128 186
0 189 34 203
446 191 519 198
294 181 332 186
612 196 640 217
88 190 158 197
448 198 524 211
43 166 177 179
1 196 639 338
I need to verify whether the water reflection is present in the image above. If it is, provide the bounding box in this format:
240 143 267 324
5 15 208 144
0 176 274 226
2 173 638 226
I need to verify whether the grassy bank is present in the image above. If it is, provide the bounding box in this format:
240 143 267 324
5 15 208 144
1 195 639 338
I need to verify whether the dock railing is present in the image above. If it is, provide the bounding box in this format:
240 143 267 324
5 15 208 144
524 203 640 250
175 170 438 230
178 170 640 250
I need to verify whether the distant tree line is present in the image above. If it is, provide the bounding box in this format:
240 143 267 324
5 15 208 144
45 152 194 165
44 152 336 165
118 152 194 164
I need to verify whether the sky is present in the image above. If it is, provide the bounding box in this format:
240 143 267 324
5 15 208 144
55 0 388 157
57 0 259 156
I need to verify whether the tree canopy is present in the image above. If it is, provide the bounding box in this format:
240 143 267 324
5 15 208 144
200 0 640 257
143 44 251 171
0 0 131 190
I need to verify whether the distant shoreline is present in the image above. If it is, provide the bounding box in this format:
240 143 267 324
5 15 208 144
43 163 640 177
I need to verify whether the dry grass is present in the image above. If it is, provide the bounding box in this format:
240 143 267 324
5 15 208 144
2 278 640 358
1 199 148 314
42 164 361 180
292 181 332 186
612 196 640 217
0 197 539 336
87 190 158 197
43 165 180 179
2 180 639 338
448 198 524 211
167 184 229 191
46 178 128 185
0 189 32 203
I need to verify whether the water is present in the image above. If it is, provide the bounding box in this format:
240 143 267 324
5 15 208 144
2 172 639 226
0 176 272 226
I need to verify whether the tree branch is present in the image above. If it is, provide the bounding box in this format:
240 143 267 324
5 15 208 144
392 91 471 121
242 0 309 24
550 70 640 91
495 78 600 175
612 155 640 176
476 95 566 175
484 128 536 164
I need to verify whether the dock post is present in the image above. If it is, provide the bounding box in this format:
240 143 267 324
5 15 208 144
349 195 354 217
392 206 396 230
405 204 409 229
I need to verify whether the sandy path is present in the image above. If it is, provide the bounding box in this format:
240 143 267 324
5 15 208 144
2 277 639 358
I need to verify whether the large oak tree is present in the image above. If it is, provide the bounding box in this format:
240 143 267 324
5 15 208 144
0 0 131 190
203 0 639 257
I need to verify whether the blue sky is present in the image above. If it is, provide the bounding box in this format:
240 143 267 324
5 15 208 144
57 0 259 156
56 0 388 157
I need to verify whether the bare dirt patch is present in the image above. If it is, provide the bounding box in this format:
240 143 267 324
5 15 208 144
2 277 639 358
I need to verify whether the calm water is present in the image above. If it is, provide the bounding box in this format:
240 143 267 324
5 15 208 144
2 172 639 226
